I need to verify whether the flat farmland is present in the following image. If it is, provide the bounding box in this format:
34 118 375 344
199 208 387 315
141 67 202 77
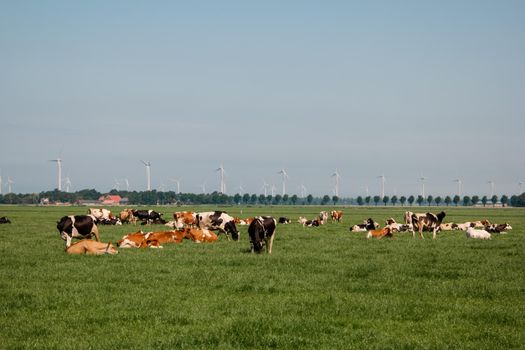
0 205 524 349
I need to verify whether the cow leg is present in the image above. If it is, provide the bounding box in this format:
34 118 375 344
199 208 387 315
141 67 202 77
419 228 425 239
64 235 72 250
267 235 275 254
432 228 437 240
92 226 100 242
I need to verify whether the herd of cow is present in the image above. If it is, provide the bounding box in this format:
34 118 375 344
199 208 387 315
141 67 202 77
1 208 513 256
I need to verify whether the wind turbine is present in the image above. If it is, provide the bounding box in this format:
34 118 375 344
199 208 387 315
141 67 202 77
113 178 121 191
238 183 245 195
261 180 269 196
299 184 307 198
170 177 182 193
517 181 524 194
453 179 462 197
200 182 207 194
140 160 151 191
0 169 3 195
488 180 495 197
365 184 369 197
271 184 276 196
216 164 226 194
278 169 289 195
49 156 63 191
123 178 130 191
419 175 426 198
332 169 341 197
64 176 72 192
6 176 14 194
378 174 386 198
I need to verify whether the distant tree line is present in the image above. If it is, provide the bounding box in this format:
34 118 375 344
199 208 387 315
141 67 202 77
1 189 525 207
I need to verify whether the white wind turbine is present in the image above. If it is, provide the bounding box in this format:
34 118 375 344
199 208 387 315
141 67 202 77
518 181 524 194
271 184 276 196
332 169 341 197
453 179 462 197
6 176 14 194
113 178 121 191
261 180 269 196
0 169 3 195
488 180 495 197
278 169 289 195
140 160 151 191
200 182 207 194
238 183 245 195
170 177 182 193
419 175 426 198
49 156 63 191
299 184 307 198
64 176 72 192
365 184 369 197
123 178 130 191
216 164 226 194
378 174 386 198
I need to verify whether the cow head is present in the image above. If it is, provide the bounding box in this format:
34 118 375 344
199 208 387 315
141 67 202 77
436 211 446 223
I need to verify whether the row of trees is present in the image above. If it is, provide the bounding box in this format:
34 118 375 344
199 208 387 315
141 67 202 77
1 189 525 207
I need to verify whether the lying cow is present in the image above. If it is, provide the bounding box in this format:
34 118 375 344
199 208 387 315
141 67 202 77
248 216 277 254
412 211 446 239
119 209 137 225
0 216 11 224
196 211 239 241
66 240 118 255
350 218 378 232
173 211 197 229
367 227 393 239
57 215 100 249
132 209 164 225
278 217 291 224
466 227 491 240
145 230 186 246
485 223 512 234
117 231 148 248
183 227 218 243
88 208 114 222
385 218 414 233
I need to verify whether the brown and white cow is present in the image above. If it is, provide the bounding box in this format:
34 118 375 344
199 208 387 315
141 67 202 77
119 208 137 225
145 230 186 246
57 215 100 249
367 227 392 239
66 240 118 255
319 211 329 224
412 211 446 239
330 210 343 222
173 211 197 229
117 231 148 248
184 227 218 243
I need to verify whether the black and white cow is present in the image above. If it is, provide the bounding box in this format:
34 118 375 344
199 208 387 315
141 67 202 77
132 210 164 225
349 218 378 232
56 215 100 249
248 216 277 254
0 216 11 224
411 211 446 239
196 211 239 241
278 217 291 224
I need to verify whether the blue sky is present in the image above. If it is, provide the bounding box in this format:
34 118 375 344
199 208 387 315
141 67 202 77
1 1 524 197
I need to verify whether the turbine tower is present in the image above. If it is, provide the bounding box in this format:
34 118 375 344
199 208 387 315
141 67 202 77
454 179 462 197
278 169 288 195
299 184 307 198
0 169 3 195
378 174 386 198
64 176 72 192
216 164 226 194
124 178 130 191
49 157 63 191
141 160 151 191
488 180 495 197
113 178 121 191
6 176 14 194
200 182 207 194
517 181 524 194
419 175 426 198
170 177 182 193
332 169 341 197
261 180 269 196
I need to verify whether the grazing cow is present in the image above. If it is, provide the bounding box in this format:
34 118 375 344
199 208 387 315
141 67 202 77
173 211 197 229
278 217 291 224
319 211 329 224
385 218 414 233
66 240 118 255
0 216 11 224
466 227 492 240
367 227 393 239
248 216 277 254
485 223 512 234
119 209 137 225
184 227 218 243
57 215 100 249
412 211 446 239
88 208 114 222
117 231 148 248
330 210 343 222
196 211 239 241
350 218 378 232
132 209 164 225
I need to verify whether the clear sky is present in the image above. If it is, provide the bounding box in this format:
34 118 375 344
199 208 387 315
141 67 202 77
1 0 524 197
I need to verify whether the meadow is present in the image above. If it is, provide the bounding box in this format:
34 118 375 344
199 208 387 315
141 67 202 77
0 205 524 349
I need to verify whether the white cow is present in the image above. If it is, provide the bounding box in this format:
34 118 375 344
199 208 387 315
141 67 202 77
466 227 491 240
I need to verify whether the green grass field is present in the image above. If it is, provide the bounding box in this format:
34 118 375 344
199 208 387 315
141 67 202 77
0 205 524 349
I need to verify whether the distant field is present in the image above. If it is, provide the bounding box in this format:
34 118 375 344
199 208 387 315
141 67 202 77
0 205 524 349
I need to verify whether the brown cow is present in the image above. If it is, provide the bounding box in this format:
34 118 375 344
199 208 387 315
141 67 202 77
330 210 343 222
366 227 392 239
66 240 118 255
184 227 218 243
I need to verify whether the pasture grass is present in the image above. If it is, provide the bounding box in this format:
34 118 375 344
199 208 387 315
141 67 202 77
0 205 524 349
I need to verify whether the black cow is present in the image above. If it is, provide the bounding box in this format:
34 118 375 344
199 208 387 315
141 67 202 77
196 211 239 241
132 210 163 225
0 216 11 224
248 216 277 254
412 211 446 239
57 215 100 249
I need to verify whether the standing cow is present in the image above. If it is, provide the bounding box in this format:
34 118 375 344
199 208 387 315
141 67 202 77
248 216 277 254
57 215 100 249
412 211 446 239
196 211 239 241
